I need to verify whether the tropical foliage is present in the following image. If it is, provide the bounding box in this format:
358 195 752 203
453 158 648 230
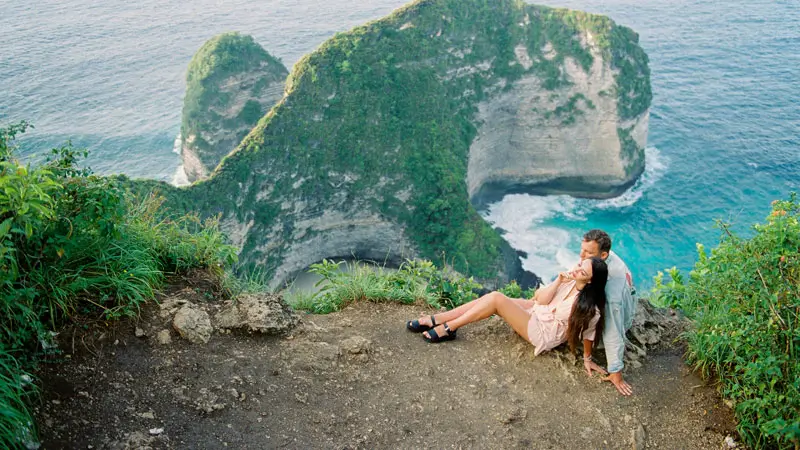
0 122 237 448
652 195 800 449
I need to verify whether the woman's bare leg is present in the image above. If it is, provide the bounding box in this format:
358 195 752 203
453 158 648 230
416 295 534 328
423 292 532 341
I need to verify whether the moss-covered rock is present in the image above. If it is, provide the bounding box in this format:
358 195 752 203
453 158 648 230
180 32 288 182
141 0 651 289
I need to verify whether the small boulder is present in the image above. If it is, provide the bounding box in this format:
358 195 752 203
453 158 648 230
159 296 189 319
339 336 372 355
156 330 172 345
172 304 212 344
214 293 298 335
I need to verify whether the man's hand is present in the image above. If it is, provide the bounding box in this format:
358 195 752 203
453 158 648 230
602 371 633 396
583 359 608 377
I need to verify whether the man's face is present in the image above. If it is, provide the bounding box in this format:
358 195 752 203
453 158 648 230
580 239 609 261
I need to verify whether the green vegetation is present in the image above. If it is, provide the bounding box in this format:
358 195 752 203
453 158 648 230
182 32 288 171
652 195 800 449
547 8 651 119
0 122 237 448
169 0 650 285
545 93 595 125
287 258 532 314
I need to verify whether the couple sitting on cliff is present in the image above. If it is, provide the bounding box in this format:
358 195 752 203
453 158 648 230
406 229 636 396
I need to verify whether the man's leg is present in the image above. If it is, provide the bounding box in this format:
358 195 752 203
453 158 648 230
602 300 633 396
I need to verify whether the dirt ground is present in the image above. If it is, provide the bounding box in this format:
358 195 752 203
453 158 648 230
33 281 738 449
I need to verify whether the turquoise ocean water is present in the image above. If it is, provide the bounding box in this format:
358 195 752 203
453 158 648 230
2 0 798 288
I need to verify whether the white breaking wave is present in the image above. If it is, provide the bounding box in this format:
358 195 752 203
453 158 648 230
482 146 667 282
483 194 581 282
171 132 190 187
172 132 181 154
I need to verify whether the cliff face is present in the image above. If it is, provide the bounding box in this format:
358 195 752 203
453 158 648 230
467 30 650 206
180 33 288 182
160 0 651 289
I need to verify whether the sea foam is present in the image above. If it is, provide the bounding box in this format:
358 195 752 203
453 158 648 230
482 146 668 281
171 133 190 187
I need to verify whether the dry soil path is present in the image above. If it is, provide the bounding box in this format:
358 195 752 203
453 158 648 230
34 299 737 449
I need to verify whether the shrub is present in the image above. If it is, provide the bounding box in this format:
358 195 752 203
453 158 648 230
498 280 536 300
652 194 800 449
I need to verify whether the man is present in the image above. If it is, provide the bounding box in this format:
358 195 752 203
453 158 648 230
579 229 636 396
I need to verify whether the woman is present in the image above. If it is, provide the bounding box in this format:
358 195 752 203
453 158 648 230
406 257 608 359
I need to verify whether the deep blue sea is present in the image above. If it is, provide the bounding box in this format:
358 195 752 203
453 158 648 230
2 0 798 289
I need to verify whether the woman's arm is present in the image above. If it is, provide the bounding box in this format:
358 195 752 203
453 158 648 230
582 339 594 360
582 339 608 377
532 276 564 305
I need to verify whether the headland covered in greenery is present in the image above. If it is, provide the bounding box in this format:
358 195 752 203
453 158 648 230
180 33 288 182
144 0 653 292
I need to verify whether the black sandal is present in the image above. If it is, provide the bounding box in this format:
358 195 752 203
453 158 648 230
406 315 436 333
423 323 457 343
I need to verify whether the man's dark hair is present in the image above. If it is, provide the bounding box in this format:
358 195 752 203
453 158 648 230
583 229 612 253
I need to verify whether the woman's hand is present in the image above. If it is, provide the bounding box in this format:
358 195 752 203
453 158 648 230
557 272 572 283
583 358 608 377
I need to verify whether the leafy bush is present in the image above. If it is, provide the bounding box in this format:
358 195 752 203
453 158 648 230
497 280 536 300
0 122 238 448
652 194 800 449
287 259 432 314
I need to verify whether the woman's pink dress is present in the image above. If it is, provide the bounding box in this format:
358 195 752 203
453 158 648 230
526 280 600 355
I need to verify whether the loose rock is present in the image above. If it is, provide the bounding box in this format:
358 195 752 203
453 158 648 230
339 336 372 355
156 330 172 345
632 423 647 450
172 303 212 344
214 293 299 334
108 431 155 450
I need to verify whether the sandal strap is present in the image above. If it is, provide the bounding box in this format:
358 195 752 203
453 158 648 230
427 328 440 341
443 323 451 334
431 315 437 327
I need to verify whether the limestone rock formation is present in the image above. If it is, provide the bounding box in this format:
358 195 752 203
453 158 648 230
214 293 299 334
139 0 651 290
467 31 650 205
180 33 288 182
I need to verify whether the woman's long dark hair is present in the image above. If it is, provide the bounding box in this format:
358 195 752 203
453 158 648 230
566 257 608 353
